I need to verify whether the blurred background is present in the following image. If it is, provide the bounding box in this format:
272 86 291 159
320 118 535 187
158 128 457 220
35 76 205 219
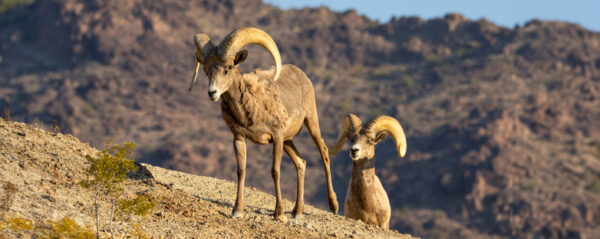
1 0 599 238
267 0 600 31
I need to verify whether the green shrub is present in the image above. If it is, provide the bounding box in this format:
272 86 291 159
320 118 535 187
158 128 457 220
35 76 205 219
117 195 156 220
6 217 32 231
0 0 33 13
593 141 600 159
128 223 150 239
40 217 95 239
80 139 155 238
592 177 600 194
81 139 137 197
0 216 94 239
80 139 138 237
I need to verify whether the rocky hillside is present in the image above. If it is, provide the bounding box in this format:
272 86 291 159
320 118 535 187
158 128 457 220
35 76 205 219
0 0 599 238
0 118 413 238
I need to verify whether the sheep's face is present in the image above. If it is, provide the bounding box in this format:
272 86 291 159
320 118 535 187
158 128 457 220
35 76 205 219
348 130 387 161
203 50 248 101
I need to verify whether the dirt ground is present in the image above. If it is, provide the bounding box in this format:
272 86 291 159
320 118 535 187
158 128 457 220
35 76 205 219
0 118 414 238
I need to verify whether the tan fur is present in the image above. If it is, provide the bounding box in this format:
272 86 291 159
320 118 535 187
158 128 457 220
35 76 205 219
345 159 391 229
238 69 288 127
190 28 338 220
328 114 407 229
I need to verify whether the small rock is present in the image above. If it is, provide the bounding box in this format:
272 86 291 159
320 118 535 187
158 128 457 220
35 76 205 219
42 194 55 202
303 222 313 229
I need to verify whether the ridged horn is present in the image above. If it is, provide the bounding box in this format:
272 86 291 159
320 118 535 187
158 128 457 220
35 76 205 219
327 114 363 155
217 27 281 81
189 34 215 91
365 116 407 158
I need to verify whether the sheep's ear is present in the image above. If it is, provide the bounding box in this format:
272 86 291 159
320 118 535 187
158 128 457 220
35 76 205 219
234 50 248 66
374 131 388 143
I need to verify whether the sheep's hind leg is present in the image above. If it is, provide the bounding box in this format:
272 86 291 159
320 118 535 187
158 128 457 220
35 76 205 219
232 135 247 218
283 140 306 218
304 116 339 214
271 137 286 220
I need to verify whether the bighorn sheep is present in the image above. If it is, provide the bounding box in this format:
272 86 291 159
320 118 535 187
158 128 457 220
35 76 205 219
188 27 338 220
328 114 407 229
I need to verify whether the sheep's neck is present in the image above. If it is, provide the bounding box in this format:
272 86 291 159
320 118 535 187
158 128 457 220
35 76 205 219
351 159 376 188
221 77 249 126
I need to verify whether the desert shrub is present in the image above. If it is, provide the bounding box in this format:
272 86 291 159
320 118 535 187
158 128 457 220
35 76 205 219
80 139 155 238
116 195 156 222
81 139 137 196
0 216 93 239
593 141 600 159
0 0 33 13
6 217 32 231
400 73 416 89
128 223 150 239
0 181 17 214
40 217 95 239
592 177 600 194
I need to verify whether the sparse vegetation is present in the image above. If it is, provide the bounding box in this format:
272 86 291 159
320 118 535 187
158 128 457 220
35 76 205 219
81 139 137 197
0 216 94 239
5 217 32 231
524 178 538 190
127 223 150 239
400 73 416 89
40 217 95 239
2 107 9 121
592 177 600 194
80 139 154 238
116 195 156 221
0 0 33 13
0 181 17 214
593 140 600 159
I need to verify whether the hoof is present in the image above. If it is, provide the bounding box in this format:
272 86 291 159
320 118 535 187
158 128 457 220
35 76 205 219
273 214 287 222
329 200 339 214
292 213 304 219
232 212 245 218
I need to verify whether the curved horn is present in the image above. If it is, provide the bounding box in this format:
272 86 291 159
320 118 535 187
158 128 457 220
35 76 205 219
189 34 215 91
327 114 363 155
365 116 407 158
218 27 281 81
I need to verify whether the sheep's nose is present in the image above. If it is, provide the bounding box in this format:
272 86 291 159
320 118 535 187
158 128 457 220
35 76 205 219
350 146 359 153
208 89 217 98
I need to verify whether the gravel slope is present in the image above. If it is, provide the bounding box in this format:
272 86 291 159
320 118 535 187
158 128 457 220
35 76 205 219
0 118 414 238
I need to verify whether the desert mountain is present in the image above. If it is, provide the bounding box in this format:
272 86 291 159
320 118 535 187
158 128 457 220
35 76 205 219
1 0 599 238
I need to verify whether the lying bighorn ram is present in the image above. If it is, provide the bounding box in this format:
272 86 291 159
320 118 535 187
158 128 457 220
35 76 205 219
189 27 338 220
328 114 407 229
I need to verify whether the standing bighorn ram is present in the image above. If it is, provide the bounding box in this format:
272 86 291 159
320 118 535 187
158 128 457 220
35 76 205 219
328 114 407 229
188 27 338 220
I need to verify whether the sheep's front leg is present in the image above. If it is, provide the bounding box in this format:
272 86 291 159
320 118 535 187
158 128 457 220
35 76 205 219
283 140 306 218
272 137 286 220
232 135 247 218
